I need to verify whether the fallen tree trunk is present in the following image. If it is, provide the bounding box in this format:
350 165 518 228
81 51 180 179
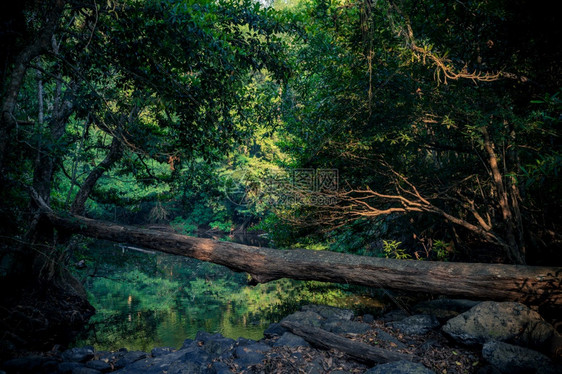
281 321 417 364
45 211 562 306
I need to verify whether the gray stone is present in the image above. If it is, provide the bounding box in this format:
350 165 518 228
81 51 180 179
211 361 232 374
380 309 410 322
234 351 265 367
389 314 440 335
151 347 174 357
306 358 325 374
235 337 255 347
323 319 372 334
363 314 375 323
373 328 406 349
195 331 220 343
273 332 310 347
85 359 112 372
114 351 148 369
365 360 435 374
62 347 95 362
442 301 556 350
201 335 235 358
280 310 323 327
413 299 480 322
418 339 439 353
72 368 102 374
113 346 210 374
58 361 85 374
235 342 271 355
482 340 554 374
181 338 194 349
94 351 111 361
302 304 354 320
263 322 288 338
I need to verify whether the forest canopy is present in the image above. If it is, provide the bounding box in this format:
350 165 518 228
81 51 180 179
1 0 561 330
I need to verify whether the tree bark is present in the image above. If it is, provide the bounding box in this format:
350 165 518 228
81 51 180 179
280 321 417 364
482 128 525 264
70 135 123 215
0 2 65 172
40 209 562 307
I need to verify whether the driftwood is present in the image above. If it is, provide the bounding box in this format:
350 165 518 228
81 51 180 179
44 211 562 306
280 320 417 364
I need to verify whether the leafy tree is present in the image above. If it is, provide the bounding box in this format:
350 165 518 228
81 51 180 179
275 0 561 264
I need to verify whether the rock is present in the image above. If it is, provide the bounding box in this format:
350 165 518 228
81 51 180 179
62 347 95 362
85 359 112 372
195 331 218 343
418 339 439 353
280 310 323 327
72 367 103 374
201 335 235 358
323 319 372 334
114 351 147 369
113 345 209 374
167 345 211 374
302 304 354 320
363 314 375 323
373 328 407 349
235 337 256 347
151 347 174 357
306 357 325 374
211 361 232 374
57 361 85 374
482 340 556 374
273 332 310 347
236 342 271 354
234 350 265 367
365 360 435 374
94 351 111 361
413 299 480 322
181 338 194 349
263 322 287 338
380 309 409 323
389 314 440 335
442 301 556 350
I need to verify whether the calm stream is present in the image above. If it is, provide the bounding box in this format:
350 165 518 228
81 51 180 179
73 238 387 352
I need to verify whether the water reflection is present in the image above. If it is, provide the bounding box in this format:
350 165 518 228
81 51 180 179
73 238 386 351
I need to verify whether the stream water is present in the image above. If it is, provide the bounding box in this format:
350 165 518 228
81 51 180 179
73 237 387 352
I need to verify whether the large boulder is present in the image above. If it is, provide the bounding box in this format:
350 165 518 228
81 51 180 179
482 340 558 374
442 301 556 351
280 310 324 328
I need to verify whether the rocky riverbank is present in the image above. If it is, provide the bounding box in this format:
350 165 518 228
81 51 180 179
1 300 561 374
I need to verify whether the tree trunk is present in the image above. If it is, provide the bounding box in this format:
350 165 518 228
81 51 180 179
0 2 65 172
482 128 525 264
41 209 562 307
280 321 417 364
70 135 123 215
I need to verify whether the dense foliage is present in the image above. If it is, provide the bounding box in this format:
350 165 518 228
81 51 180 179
0 0 560 352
